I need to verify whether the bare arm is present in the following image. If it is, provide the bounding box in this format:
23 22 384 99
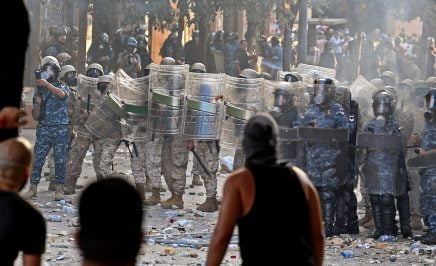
35 80 66 99
293 167 324 266
23 254 41 266
206 177 241 266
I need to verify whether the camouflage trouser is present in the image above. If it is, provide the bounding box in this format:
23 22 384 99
30 125 69 185
146 134 164 189
162 135 189 195
130 141 147 185
94 137 120 178
194 141 219 198
409 169 422 216
233 149 245 171
359 173 371 208
48 149 55 178
191 154 199 176
66 127 100 181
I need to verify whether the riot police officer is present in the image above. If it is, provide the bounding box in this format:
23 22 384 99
299 78 349 237
23 56 70 201
360 90 406 239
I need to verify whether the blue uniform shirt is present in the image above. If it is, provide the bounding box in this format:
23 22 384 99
33 81 69 126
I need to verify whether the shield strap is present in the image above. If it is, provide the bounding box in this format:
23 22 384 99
407 153 436 168
298 127 349 143
80 100 95 112
278 127 299 141
104 94 124 118
124 103 148 118
225 104 255 121
152 92 180 107
187 99 217 114
357 133 403 151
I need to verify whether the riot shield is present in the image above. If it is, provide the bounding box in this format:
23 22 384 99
181 72 225 140
220 76 264 149
116 74 149 142
147 63 189 135
84 75 123 139
407 153 436 168
358 132 407 196
76 74 101 115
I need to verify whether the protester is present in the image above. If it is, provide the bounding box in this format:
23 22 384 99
0 137 46 266
206 113 324 266
77 177 143 265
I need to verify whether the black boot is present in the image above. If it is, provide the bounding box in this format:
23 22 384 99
420 232 436 245
333 186 347 235
380 194 396 236
344 182 359 234
319 189 336 237
396 192 413 238
369 194 382 239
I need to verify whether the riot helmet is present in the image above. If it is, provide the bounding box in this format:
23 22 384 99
369 78 384 89
55 26 68 43
86 63 104 78
312 78 335 105
39 56 61 82
259 72 272 80
372 90 394 126
426 76 436 88
127 37 138 48
239 68 258 79
380 71 396 87
191 62 206 73
412 80 429 108
161 57 176 65
97 75 112 93
284 72 302 83
60 65 77 87
383 86 398 108
334 86 351 113
271 82 295 117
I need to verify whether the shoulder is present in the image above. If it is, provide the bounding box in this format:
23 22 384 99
225 168 252 187
291 166 317 199
1 193 45 225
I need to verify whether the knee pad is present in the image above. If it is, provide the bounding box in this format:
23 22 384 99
380 195 395 207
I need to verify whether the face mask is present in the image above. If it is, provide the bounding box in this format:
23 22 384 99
86 69 102 78
375 115 386 127
97 83 108 93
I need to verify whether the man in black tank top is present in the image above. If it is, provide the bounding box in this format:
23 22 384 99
206 113 324 266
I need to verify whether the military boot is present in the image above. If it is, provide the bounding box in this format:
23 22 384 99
144 188 161 206
64 176 79 195
397 193 413 238
161 194 184 209
54 185 64 201
197 197 218 212
191 175 203 186
370 196 382 239
136 183 145 202
411 214 424 231
359 206 373 227
23 184 38 200
48 180 56 191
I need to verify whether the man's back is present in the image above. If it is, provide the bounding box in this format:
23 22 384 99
0 191 46 265
235 164 314 265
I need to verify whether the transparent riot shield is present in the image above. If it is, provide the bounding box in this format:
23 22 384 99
147 63 189 135
358 132 407 196
220 76 264 149
84 76 123 139
182 73 225 140
116 74 149 142
76 74 101 115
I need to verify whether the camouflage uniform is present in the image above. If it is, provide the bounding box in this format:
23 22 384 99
420 118 436 233
94 136 120 178
130 141 147 185
233 149 245 170
30 82 70 185
194 141 219 198
161 135 189 195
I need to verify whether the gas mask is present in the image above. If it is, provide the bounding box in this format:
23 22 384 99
37 64 57 83
372 93 393 127
64 71 77 87
313 84 332 105
97 82 109 94
414 96 425 108
86 68 103 78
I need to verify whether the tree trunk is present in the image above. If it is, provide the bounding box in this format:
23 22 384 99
77 0 89 74
176 14 185 61
283 25 292 71
297 0 307 65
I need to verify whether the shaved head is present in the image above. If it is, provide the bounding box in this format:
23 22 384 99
0 137 32 188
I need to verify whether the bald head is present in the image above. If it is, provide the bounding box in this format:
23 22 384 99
0 138 32 188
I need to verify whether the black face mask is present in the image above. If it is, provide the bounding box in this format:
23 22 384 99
86 69 102 78
97 82 108 93
64 72 77 87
